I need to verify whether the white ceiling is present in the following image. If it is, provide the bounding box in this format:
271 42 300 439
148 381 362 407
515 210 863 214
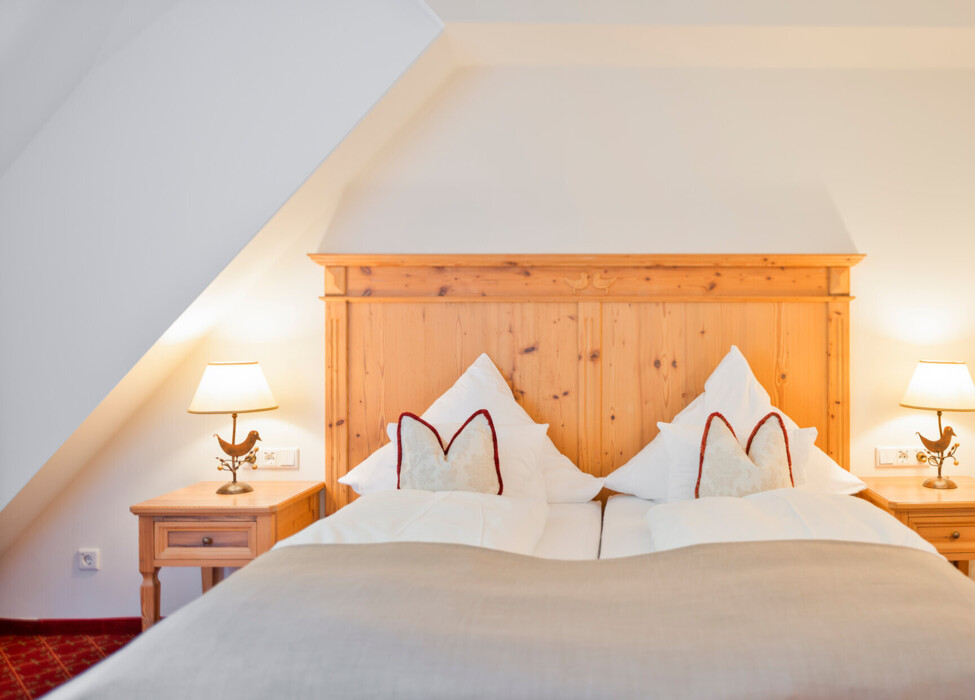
428 0 975 26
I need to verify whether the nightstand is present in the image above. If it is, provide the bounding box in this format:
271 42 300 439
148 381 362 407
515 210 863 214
131 481 324 630
860 475 975 576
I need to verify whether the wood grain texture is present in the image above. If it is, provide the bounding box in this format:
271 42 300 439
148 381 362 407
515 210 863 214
860 476 975 571
324 266 347 296
313 255 860 511
337 265 833 299
131 481 324 629
826 301 850 467
325 301 349 515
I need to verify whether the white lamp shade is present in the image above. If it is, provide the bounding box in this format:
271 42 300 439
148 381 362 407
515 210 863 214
900 361 975 412
188 362 278 414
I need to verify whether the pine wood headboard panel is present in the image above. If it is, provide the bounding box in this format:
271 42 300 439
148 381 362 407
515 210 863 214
311 254 863 514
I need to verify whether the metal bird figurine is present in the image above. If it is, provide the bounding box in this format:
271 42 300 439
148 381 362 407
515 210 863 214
917 426 956 455
215 430 261 458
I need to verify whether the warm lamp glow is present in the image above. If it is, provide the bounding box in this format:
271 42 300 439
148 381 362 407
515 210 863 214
900 361 975 412
188 362 278 414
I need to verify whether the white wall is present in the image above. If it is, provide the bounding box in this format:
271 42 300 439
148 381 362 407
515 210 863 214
0 0 442 513
6 58 975 618
0 33 458 619
326 65 975 477
0 228 327 618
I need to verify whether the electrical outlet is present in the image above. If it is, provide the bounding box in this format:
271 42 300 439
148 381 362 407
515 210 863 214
256 447 298 469
78 548 100 571
875 446 926 467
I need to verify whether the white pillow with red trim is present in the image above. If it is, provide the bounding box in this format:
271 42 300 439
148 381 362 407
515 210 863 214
696 412 794 498
606 346 864 499
397 411 503 495
339 354 603 503
657 414 820 502
342 418 548 501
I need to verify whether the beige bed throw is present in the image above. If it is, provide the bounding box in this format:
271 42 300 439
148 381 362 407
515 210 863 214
52 540 975 699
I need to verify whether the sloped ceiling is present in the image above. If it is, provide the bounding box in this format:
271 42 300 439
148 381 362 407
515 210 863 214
0 1 442 546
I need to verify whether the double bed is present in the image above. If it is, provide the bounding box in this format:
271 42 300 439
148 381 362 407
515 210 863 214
52 254 975 699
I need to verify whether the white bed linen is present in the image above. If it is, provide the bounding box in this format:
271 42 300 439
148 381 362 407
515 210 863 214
599 495 661 559
601 490 939 559
532 502 602 560
276 490 549 556
647 489 939 555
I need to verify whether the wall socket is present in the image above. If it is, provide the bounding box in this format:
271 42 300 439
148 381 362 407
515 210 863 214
875 446 925 467
256 447 298 469
78 548 100 570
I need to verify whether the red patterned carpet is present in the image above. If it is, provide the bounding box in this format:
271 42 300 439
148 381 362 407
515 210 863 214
0 632 135 699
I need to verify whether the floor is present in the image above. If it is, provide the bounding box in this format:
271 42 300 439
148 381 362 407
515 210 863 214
0 633 135 699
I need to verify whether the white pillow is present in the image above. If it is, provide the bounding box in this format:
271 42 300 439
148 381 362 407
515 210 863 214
421 354 603 503
606 346 861 499
800 449 866 496
397 411 502 495
340 354 603 503
696 412 794 498
603 394 706 500
342 420 547 501
660 420 818 502
646 489 935 555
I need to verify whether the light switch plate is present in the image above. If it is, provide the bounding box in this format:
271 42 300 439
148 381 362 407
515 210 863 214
875 446 925 467
257 447 298 469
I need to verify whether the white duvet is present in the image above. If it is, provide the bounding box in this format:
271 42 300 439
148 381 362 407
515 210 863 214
276 490 549 556
646 489 939 556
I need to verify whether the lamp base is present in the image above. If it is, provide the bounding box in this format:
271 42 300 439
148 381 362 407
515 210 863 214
923 476 958 490
216 481 254 495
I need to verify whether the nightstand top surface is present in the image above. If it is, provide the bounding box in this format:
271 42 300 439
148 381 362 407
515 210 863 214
860 475 975 507
131 481 324 515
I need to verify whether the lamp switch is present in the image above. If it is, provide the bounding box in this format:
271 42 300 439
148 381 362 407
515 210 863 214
876 446 925 467
257 447 298 469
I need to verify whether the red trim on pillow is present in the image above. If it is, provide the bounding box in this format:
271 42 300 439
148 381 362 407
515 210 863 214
745 411 794 486
695 412 737 499
395 409 503 495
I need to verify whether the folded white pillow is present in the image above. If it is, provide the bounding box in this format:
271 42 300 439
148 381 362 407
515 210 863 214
342 420 547 501
277 490 550 556
604 346 865 500
645 489 937 555
397 411 503 495
339 354 604 503
659 419 818 502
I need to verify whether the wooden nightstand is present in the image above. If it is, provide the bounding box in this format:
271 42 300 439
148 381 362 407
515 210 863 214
860 476 975 576
131 481 324 630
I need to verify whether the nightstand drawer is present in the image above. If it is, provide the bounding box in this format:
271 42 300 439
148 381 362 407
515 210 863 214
913 520 975 555
154 521 257 561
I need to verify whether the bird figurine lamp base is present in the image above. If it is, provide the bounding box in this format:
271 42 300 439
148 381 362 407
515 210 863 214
923 476 958 490
917 410 961 490
216 480 254 495
213 412 261 496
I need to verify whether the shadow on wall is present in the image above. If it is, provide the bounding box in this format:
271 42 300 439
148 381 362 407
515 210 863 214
327 177 857 253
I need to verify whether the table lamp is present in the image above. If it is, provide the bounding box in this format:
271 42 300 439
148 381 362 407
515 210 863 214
900 360 975 489
188 361 278 494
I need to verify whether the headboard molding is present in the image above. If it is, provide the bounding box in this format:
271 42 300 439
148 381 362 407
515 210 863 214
311 254 862 514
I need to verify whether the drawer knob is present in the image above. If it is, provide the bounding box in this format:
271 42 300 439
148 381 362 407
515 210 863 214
952 531 961 540
202 536 213 546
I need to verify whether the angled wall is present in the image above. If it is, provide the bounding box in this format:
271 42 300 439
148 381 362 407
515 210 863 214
0 0 442 511
0 33 460 618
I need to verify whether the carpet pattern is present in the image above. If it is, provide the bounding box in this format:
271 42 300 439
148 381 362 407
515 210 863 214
0 633 135 699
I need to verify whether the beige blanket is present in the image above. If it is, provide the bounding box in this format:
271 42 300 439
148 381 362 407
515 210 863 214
53 541 975 699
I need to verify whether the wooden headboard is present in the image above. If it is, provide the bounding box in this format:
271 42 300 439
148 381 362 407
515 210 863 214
311 254 863 514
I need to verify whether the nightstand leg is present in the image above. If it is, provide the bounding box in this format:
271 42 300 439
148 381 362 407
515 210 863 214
201 567 225 593
140 568 160 631
955 560 970 576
